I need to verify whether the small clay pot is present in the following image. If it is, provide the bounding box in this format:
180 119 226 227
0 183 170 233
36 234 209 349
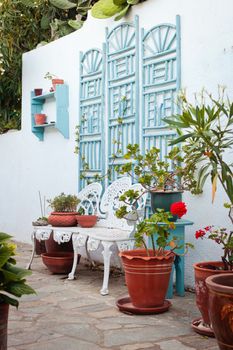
41 252 78 274
76 215 97 228
52 78 64 90
34 113 46 125
34 88 43 96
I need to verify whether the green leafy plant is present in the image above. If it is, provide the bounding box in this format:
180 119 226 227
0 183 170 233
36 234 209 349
0 232 36 307
48 192 80 212
92 0 147 21
116 143 197 193
116 190 192 256
164 90 233 224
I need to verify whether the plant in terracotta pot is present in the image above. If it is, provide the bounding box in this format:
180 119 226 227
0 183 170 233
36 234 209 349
164 89 233 336
76 207 98 228
116 144 196 219
34 113 47 125
0 232 36 350
44 72 64 91
115 190 191 314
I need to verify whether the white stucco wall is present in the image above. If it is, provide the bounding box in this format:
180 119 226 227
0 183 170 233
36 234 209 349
0 0 233 286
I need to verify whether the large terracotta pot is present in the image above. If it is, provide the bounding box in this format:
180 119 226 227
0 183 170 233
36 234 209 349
0 303 9 350
194 261 233 327
48 212 77 227
119 249 174 308
76 215 97 228
45 234 73 254
41 252 78 274
206 273 233 350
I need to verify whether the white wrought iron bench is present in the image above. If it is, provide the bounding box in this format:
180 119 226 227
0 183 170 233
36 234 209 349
27 177 147 295
68 177 147 295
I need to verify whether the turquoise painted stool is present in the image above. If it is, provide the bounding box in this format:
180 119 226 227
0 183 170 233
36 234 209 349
148 219 193 298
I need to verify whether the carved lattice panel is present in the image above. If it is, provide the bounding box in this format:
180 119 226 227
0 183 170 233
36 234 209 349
142 15 181 157
106 17 139 182
79 49 105 188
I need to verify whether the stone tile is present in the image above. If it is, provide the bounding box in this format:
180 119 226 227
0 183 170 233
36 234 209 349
120 343 159 350
158 339 193 350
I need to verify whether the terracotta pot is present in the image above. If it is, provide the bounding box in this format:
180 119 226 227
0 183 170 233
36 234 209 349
34 88 42 96
76 215 97 228
119 249 174 308
41 252 78 274
194 261 233 326
45 234 73 254
0 303 9 350
52 78 64 90
48 212 77 227
35 239 46 255
34 113 46 125
206 273 233 350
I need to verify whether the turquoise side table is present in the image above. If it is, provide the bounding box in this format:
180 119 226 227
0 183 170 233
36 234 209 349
148 219 193 298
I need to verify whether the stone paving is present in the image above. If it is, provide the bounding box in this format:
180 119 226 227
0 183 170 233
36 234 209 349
8 242 219 350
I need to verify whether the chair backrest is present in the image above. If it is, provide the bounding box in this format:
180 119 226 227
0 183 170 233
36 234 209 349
77 182 103 216
99 177 132 229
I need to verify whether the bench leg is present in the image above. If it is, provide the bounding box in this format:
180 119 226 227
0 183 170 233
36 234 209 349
68 237 86 280
100 241 113 296
26 231 36 270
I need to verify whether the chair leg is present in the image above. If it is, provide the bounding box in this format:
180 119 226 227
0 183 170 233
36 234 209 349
100 241 113 296
68 239 83 280
26 231 36 270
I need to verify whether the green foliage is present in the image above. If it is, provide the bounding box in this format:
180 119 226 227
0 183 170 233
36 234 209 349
48 192 80 212
0 232 36 307
117 143 196 193
164 90 233 223
92 0 146 21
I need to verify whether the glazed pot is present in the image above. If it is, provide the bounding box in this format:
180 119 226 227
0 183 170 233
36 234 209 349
48 212 77 227
34 88 42 96
206 273 233 350
34 113 46 125
150 191 182 220
52 78 64 90
119 249 174 308
41 252 79 274
194 261 233 327
0 303 9 350
76 215 97 228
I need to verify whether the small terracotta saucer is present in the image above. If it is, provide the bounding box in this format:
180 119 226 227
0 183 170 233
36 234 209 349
116 296 171 315
191 317 215 337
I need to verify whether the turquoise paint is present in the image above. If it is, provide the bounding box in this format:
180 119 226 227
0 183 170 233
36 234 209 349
31 85 69 141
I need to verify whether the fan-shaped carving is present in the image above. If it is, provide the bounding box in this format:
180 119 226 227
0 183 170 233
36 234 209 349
82 49 102 75
143 25 176 57
107 24 135 54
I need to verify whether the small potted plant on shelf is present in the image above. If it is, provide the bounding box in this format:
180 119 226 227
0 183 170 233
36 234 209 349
44 72 64 91
34 113 47 125
115 189 191 315
117 144 196 218
0 232 36 350
164 89 233 337
34 88 43 96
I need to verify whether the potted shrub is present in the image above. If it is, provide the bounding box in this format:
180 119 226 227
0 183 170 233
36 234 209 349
76 207 98 228
47 192 80 227
115 190 191 314
44 72 64 91
164 90 233 336
117 144 195 218
0 232 35 350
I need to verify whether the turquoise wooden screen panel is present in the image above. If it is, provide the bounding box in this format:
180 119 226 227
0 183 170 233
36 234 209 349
106 16 139 182
141 15 181 158
79 49 105 188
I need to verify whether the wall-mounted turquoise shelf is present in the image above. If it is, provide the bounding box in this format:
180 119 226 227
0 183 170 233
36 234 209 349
31 84 69 141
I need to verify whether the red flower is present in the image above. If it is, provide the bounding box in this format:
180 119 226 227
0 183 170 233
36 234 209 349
204 226 212 231
195 229 206 239
170 202 187 218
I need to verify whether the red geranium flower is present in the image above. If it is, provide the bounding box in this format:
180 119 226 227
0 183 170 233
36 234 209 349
195 229 206 239
170 202 187 218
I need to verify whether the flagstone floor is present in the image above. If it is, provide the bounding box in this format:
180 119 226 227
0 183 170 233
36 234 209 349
8 242 219 350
